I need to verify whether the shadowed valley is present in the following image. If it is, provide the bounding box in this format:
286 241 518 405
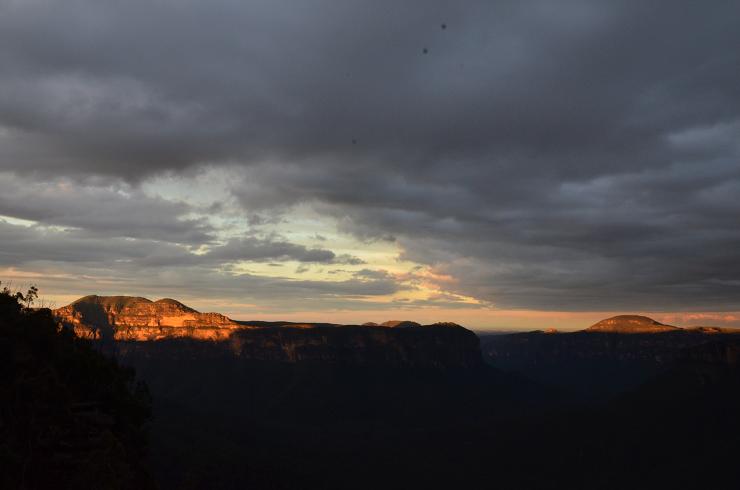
10 296 731 488
3 291 739 489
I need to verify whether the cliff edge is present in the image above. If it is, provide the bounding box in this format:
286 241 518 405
53 295 240 341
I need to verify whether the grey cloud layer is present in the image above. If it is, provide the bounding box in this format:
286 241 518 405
0 173 213 243
0 218 361 268
0 219 393 308
1 0 739 311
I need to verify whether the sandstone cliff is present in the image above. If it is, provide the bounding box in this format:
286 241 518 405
53 295 241 341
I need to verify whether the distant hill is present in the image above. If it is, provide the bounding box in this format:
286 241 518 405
381 320 422 328
586 314 680 333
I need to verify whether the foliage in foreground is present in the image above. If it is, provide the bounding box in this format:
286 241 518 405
0 285 153 490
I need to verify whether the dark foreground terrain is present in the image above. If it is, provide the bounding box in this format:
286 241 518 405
4 294 740 489
119 334 740 490
0 289 153 489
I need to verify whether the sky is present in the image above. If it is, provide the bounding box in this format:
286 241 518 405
1 0 739 330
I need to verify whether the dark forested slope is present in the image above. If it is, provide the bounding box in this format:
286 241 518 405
0 287 153 490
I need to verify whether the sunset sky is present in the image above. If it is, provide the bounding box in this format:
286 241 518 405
1 1 739 329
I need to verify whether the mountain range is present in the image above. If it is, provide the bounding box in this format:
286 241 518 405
53 295 482 368
53 296 739 375
9 293 736 489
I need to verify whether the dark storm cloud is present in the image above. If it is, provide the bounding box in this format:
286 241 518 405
1 0 739 310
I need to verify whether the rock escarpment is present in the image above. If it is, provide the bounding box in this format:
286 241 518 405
54 295 241 341
54 296 482 368
226 323 481 368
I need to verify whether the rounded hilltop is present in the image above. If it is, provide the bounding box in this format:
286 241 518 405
70 295 196 313
586 315 681 333
71 295 153 309
154 297 197 313
381 320 422 328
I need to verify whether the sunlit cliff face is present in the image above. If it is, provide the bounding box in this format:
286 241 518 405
54 296 243 341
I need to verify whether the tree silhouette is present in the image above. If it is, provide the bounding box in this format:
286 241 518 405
0 284 153 489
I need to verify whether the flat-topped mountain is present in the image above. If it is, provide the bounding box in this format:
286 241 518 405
53 295 482 368
586 314 680 333
54 295 240 341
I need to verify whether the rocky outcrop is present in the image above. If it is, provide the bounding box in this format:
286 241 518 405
586 315 680 333
53 295 241 341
